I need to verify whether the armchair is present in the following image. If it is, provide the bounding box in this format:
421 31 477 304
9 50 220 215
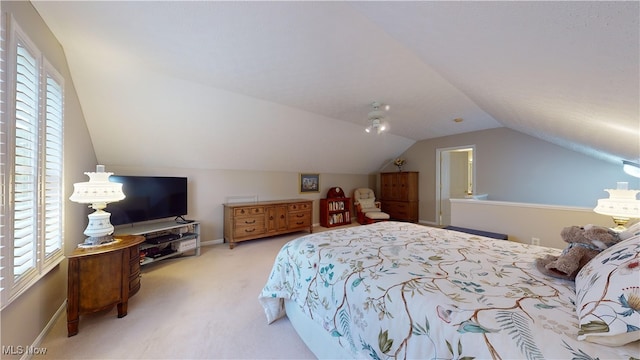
353 188 390 224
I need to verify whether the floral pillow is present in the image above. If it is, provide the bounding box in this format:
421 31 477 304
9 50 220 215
575 234 640 346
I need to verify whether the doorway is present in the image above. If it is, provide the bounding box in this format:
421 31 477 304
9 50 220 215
436 145 475 226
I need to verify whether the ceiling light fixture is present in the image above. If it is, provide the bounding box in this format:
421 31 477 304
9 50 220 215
365 101 390 134
622 160 640 178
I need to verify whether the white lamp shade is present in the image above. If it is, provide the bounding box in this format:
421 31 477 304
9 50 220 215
69 166 125 246
69 171 125 204
593 189 640 218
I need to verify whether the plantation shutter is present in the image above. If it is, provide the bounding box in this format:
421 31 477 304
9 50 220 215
43 73 63 257
12 41 38 278
0 12 4 298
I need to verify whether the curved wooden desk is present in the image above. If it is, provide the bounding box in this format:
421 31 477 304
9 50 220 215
67 235 145 337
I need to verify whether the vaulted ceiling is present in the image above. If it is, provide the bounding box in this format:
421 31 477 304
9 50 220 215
31 1 639 174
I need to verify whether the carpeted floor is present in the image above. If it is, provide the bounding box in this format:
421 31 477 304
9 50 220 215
39 228 339 359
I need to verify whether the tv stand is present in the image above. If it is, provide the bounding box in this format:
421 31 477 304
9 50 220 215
114 220 200 266
175 215 194 224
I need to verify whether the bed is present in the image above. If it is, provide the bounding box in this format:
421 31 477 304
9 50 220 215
259 221 640 359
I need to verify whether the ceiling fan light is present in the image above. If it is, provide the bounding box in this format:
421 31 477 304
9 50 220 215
368 110 385 120
623 160 640 178
365 101 390 135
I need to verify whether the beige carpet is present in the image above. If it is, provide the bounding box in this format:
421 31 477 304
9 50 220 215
39 228 343 359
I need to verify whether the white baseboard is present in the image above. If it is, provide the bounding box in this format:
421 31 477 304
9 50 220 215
25 300 66 360
419 219 439 226
201 238 224 246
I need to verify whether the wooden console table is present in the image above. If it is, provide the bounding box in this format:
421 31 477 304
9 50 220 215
223 199 313 249
67 235 145 336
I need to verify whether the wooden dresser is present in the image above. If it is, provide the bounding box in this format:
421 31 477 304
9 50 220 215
223 199 313 248
380 171 419 222
67 235 145 337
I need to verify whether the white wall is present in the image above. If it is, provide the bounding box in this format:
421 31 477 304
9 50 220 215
450 199 616 249
107 166 370 242
389 127 639 224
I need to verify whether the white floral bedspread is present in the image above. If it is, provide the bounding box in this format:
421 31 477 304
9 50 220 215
259 221 639 359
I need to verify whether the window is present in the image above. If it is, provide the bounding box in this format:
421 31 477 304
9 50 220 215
0 17 64 309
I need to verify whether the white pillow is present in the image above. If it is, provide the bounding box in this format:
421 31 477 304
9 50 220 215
575 235 640 346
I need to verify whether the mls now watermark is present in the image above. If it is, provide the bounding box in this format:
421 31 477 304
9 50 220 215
2 345 48 356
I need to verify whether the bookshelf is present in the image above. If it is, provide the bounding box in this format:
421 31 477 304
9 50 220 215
320 197 351 227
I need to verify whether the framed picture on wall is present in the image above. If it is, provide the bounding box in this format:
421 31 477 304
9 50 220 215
299 173 320 193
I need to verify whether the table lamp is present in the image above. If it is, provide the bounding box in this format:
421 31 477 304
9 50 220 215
69 165 125 247
593 182 640 232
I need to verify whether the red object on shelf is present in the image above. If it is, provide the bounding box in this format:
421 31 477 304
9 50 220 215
326 187 346 198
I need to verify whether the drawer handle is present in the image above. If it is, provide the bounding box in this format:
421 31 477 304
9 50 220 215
244 228 256 233
244 220 256 224
296 221 304 225
296 214 304 218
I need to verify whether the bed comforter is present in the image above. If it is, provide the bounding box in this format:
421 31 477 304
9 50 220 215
259 221 638 359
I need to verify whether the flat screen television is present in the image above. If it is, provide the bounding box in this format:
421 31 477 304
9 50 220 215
106 176 188 226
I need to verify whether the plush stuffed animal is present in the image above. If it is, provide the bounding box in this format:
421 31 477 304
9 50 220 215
535 224 620 280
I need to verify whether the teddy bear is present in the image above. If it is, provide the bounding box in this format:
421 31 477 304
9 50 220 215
535 224 621 280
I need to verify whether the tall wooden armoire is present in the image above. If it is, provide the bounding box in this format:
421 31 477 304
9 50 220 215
380 171 419 222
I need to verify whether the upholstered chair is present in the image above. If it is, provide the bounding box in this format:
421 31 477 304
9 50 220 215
353 188 390 224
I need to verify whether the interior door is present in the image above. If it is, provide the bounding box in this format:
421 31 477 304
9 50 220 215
437 147 475 226
449 151 469 200
439 152 451 225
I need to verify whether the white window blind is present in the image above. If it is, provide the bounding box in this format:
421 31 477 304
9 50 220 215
12 39 38 279
43 69 63 258
0 9 5 298
1 17 65 309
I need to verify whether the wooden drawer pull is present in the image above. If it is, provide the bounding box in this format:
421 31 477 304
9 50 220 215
244 219 256 224
244 228 256 233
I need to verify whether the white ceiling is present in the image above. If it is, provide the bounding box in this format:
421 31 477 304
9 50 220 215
31 1 639 174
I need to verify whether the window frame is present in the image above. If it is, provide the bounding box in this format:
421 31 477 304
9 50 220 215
0 15 65 310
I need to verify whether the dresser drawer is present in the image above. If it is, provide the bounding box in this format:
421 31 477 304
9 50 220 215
128 244 141 296
288 211 311 230
129 268 141 295
234 220 266 239
385 202 409 216
289 202 311 212
234 216 264 227
129 244 139 259
234 206 264 217
382 201 418 222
